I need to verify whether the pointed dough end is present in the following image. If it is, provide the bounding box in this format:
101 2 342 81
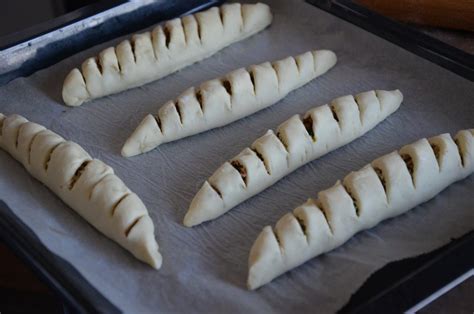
121 114 162 157
376 89 404 114
183 181 225 227
314 50 338 76
62 68 90 107
247 226 283 290
126 215 163 269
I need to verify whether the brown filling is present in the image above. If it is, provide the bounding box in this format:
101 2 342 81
175 102 184 125
222 79 232 96
249 70 256 94
373 167 387 193
295 215 307 235
303 115 316 141
330 105 339 123
401 154 415 180
454 139 465 167
196 90 204 112
163 26 171 48
343 184 360 216
154 115 162 130
95 56 103 74
68 160 90 190
231 160 247 184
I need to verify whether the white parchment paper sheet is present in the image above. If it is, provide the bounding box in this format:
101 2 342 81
0 0 473 312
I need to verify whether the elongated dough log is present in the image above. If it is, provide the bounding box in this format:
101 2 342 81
0 113 162 269
122 49 337 157
62 3 272 107
184 90 403 227
248 129 474 289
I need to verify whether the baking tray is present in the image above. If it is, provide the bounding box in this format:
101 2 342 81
0 0 472 312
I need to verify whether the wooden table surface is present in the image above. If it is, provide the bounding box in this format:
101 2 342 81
1 5 473 314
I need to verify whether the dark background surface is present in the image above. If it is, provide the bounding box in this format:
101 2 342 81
0 0 113 37
0 0 472 313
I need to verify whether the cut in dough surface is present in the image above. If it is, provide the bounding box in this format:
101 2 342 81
62 3 272 106
122 49 337 157
184 90 403 227
0 113 162 269
247 129 474 289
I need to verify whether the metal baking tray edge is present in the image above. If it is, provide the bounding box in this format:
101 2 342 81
0 0 472 312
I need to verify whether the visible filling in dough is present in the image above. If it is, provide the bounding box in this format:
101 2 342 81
249 70 256 94
270 63 279 85
252 148 270 175
273 229 282 247
195 16 202 42
353 97 363 123
276 132 289 152
401 153 415 183
164 26 172 48
209 181 223 198
95 56 103 74
295 215 307 235
44 143 63 171
330 105 339 123
343 184 360 216
154 115 162 130
222 79 232 96
314 200 333 234
218 7 225 26
454 139 465 167
373 167 387 193
175 102 184 125
302 115 316 142
430 143 441 167
68 160 91 190
231 160 248 184
196 90 204 112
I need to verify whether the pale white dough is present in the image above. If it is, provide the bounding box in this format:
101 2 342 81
184 90 403 227
62 3 273 107
247 129 474 289
0 113 162 269
121 49 337 157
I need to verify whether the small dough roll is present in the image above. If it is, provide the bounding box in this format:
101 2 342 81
62 3 273 106
0 113 162 269
248 129 474 289
122 49 337 157
184 90 403 227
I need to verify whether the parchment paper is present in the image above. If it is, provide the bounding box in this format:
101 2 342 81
0 0 473 312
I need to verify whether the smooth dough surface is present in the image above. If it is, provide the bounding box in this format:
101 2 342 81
0 113 162 269
184 89 403 227
121 49 337 157
247 129 474 289
62 3 273 106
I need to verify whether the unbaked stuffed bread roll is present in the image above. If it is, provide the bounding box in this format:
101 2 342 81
184 89 403 227
121 49 337 157
248 129 474 289
63 3 272 107
0 113 162 269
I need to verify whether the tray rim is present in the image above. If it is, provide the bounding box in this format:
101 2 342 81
0 0 472 312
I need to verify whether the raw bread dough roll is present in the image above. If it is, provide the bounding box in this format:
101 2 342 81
184 90 403 227
248 129 474 289
63 3 272 107
122 49 337 157
0 113 162 269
